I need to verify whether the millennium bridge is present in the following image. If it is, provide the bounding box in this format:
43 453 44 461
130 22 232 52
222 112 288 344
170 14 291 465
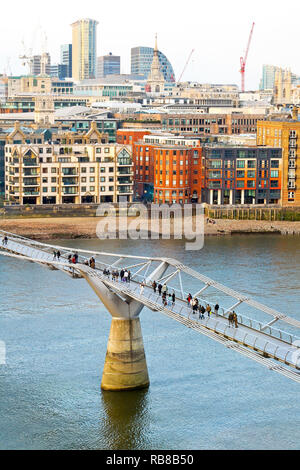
1 230 300 390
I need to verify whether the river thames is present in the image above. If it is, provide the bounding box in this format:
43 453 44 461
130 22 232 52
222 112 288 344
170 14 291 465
0 235 299 450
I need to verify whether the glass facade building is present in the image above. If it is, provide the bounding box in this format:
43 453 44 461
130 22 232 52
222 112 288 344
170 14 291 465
60 44 72 78
97 54 120 79
71 19 98 81
131 47 175 82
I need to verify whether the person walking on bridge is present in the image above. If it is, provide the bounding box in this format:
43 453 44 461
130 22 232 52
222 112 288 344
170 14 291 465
158 284 162 296
233 311 238 329
215 303 220 315
152 281 157 294
140 281 145 295
192 298 198 314
199 305 205 320
172 292 176 307
206 304 212 318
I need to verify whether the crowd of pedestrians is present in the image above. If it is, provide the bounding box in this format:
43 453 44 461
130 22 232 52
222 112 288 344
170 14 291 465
103 267 132 283
186 293 218 320
68 252 79 264
53 250 61 261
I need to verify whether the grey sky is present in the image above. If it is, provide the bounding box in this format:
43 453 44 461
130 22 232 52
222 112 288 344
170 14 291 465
1 0 299 89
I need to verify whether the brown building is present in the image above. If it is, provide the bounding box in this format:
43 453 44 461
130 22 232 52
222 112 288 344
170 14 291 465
162 113 265 136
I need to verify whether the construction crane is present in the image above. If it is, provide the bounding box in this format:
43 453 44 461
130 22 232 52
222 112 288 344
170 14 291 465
240 22 255 92
19 26 48 76
178 49 195 82
19 39 34 75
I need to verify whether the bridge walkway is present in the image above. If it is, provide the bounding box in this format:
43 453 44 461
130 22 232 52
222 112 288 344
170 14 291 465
1 234 300 384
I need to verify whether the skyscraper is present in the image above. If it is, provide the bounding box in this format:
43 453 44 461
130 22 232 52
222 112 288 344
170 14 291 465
97 53 120 79
259 65 280 90
71 19 98 81
131 46 175 82
32 54 51 76
60 44 72 78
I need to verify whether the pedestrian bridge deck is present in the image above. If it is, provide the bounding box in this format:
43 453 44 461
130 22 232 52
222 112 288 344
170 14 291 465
1 230 300 384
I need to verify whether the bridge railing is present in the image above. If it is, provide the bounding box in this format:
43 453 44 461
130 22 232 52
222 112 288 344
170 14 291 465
83 270 300 371
131 271 300 347
2 233 300 348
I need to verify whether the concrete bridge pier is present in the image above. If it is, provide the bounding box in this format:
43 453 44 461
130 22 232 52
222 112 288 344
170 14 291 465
102 316 149 391
82 261 169 391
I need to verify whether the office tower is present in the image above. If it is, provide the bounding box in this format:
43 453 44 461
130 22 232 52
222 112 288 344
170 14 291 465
50 64 68 80
96 53 120 79
259 65 280 90
131 46 175 82
32 53 51 76
71 18 98 81
60 44 72 78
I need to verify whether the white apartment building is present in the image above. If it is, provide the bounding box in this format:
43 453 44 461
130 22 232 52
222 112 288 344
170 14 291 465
5 142 133 205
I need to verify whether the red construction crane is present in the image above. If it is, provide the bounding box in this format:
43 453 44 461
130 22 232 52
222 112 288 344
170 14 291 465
179 49 195 82
240 22 255 92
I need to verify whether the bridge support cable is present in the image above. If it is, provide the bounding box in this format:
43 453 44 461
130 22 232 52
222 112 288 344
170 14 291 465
193 284 211 299
178 271 185 300
131 261 152 280
260 317 281 332
156 269 180 286
225 300 247 314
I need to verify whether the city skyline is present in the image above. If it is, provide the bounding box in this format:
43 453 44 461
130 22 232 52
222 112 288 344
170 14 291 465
1 0 300 88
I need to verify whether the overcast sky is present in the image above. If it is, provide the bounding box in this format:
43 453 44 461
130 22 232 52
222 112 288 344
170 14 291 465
1 0 300 89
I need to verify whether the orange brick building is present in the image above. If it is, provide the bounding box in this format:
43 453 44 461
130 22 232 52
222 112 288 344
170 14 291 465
132 134 203 203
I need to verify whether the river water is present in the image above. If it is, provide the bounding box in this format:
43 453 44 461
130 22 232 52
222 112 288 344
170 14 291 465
0 235 299 450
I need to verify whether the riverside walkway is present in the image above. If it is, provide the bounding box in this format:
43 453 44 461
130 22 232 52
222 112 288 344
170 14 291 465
1 230 300 386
